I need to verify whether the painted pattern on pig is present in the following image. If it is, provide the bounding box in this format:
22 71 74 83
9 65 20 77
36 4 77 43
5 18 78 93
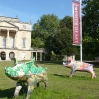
5 58 48 99
63 60 96 79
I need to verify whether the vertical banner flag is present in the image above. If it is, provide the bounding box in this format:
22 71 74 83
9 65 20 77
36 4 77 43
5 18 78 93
72 1 80 45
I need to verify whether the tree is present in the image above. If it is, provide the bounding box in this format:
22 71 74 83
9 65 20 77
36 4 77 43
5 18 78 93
59 16 73 30
32 15 79 60
82 0 99 58
82 0 99 39
31 14 59 48
51 28 72 55
51 16 78 56
31 14 59 60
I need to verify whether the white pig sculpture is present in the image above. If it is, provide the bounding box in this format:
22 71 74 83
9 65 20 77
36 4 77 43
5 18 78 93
63 59 96 79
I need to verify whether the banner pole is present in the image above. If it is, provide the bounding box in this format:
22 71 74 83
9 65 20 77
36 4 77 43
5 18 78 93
80 0 82 62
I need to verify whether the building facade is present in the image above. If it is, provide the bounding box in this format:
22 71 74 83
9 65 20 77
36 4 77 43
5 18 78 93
0 16 44 61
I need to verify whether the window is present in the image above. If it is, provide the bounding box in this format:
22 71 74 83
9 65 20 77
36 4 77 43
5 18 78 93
9 52 14 59
23 25 26 29
2 37 6 48
22 52 25 59
22 38 26 48
10 37 14 48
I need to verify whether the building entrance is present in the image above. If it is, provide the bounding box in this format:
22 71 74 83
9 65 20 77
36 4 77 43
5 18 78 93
1 52 6 60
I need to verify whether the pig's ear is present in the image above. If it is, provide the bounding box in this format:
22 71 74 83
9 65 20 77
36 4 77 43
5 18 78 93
69 59 74 62
63 62 66 66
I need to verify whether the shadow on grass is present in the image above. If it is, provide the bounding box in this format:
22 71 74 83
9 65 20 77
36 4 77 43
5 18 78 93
53 73 92 80
0 87 15 99
53 74 69 78
0 86 27 99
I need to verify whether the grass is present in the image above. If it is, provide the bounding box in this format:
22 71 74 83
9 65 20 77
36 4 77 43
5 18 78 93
0 60 99 99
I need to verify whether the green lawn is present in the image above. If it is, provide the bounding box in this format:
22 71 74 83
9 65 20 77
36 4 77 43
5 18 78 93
0 60 99 99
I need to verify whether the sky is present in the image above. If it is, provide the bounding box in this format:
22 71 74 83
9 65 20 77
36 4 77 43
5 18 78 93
0 0 73 25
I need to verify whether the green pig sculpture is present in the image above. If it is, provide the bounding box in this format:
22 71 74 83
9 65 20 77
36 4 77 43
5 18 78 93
5 58 48 99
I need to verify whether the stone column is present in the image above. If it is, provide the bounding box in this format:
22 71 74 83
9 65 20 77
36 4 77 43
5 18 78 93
36 52 37 61
7 29 9 48
6 51 10 61
0 29 1 47
14 30 18 48
72 55 75 61
31 52 33 59
40 52 42 61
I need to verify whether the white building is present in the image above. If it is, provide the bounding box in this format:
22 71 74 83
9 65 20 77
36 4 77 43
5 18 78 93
0 16 44 61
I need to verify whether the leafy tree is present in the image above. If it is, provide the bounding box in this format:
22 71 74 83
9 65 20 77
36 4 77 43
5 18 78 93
31 14 59 60
82 0 99 58
32 15 79 60
51 28 72 55
51 16 78 56
31 37 45 48
82 0 99 39
31 14 59 49
59 16 73 30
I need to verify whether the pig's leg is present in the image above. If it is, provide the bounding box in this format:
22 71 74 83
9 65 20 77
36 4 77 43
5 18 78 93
43 73 48 89
37 72 48 89
26 85 35 99
36 74 48 89
88 65 96 79
44 80 48 89
69 69 75 77
37 82 39 87
94 71 96 78
90 71 96 79
26 77 35 99
14 82 22 99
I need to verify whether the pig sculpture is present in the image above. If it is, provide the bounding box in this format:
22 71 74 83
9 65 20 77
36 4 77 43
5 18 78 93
5 58 48 99
63 59 96 79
